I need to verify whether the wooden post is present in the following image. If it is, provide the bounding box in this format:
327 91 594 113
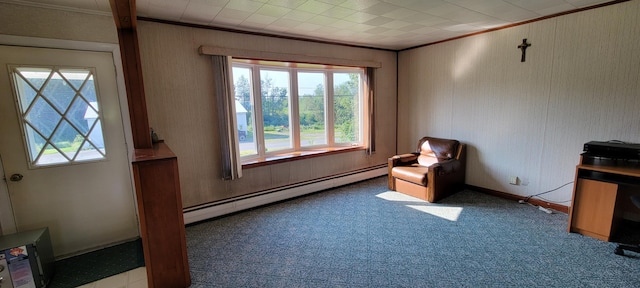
109 1 190 286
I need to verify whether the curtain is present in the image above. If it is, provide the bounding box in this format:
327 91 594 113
211 55 242 180
365 67 376 155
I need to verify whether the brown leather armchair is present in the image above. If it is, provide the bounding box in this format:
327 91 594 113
388 137 466 203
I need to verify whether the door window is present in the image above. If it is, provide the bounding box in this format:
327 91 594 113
9 66 106 167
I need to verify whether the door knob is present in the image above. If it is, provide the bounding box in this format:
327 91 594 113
9 173 23 182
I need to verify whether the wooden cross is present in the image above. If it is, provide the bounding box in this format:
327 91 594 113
518 38 531 62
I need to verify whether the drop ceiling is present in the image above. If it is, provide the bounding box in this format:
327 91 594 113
4 0 619 50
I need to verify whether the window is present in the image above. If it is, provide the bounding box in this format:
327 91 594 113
232 60 365 160
9 66 106 167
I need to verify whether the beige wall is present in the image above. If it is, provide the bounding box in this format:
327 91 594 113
137 21 397 208
398 1 640 204
0 3 116 43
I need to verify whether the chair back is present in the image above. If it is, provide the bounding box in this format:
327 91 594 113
416 137 460 166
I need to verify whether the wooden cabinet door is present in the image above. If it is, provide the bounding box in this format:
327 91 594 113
571 178 618 241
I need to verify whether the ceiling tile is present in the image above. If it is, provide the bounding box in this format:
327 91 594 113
267 0 306 9
181 2 223 23
307 15 337 25
381 20 413 30
296 0 335 14
327 19 354 29
268 17 303 28
321 6 356 19
338 0 380 10
347 12 378 24
365 26 390 34
243 13 277 25
317 0 348 5
535 4 576 15
15 0 617 50
214 7 252 23
566 0 612 8
382 7 419 20
256 4 291 17
363 16 394 26
283 9 317 21
295 22 323 31
225 0 264 13
363 2 401 16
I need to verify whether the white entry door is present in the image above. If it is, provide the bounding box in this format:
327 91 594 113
0 45 139 257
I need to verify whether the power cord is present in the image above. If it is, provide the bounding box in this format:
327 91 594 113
523 181 573 203
517 181 574 213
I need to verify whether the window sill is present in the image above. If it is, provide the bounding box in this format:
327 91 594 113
242 146 365 169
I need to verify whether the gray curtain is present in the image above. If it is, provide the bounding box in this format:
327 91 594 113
365 67 375 155
211 55 242 180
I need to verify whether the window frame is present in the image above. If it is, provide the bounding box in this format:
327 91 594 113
8 65 108 168
232 60 366 164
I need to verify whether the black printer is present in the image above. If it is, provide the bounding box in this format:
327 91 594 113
583 141 640 160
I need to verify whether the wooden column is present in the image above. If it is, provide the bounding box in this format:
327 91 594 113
109 0 151 149
109 1 190 286
133 143 190 287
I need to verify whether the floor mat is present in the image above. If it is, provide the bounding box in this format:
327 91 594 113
48 239 144 288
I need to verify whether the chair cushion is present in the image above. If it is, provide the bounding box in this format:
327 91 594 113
392 165 429 186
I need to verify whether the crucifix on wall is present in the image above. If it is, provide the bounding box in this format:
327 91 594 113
518 38 531 62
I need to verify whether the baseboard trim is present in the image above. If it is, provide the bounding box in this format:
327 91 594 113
183 165 387 224
466 184 569 214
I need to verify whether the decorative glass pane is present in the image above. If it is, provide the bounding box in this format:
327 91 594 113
77 141 105 161
69 97 92 135
298 72 326 147
88 119 105 149
80 75 98 104
50 120 81 159
42 72 75 113
14 75 39 112
16 67 49 93
60 69 90 90
36 143 64 166
25 97 60 137
10 66 106 167
24 126 46 161
260 69 291 152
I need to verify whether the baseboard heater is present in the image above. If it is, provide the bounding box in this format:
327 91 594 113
183 165 387 225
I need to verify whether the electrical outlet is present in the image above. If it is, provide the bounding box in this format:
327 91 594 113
509 176 519 185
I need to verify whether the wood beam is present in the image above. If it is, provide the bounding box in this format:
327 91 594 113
109 0 151 149
109 1 190 287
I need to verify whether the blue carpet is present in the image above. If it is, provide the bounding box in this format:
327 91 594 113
186 176 640 287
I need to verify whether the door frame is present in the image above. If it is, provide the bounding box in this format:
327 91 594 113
0 34 137 236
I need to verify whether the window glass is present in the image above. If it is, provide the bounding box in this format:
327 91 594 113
260 69 291 152
298 72 326 147
333 73 361 144
232 60 364 161
232 66 257 156
11 67 106 166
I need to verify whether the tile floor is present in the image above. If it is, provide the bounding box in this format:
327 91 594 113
77 267 147 288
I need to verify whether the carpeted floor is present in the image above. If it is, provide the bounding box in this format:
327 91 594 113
48 239 144 288
186 176 640 287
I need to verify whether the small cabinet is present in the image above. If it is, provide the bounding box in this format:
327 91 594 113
568 155 640 242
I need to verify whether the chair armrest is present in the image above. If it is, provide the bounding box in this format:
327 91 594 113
428 158 465 202
429 158 461 176
388 153 418 167
387 153 418 190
